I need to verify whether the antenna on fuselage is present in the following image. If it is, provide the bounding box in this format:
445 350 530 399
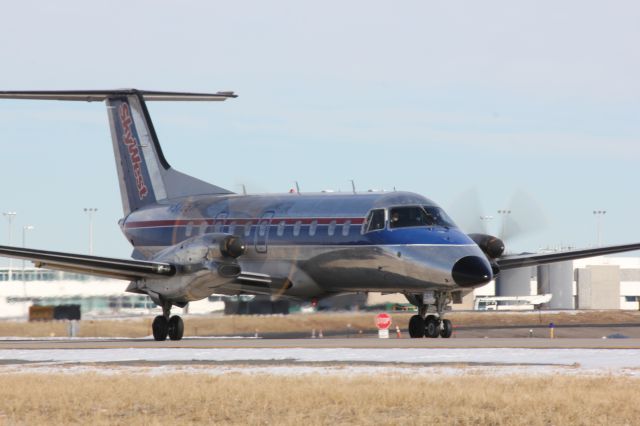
350 179 356 194
241 184 247 195
295 181 301 194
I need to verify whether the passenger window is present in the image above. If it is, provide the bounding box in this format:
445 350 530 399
244 221 253 237
363 209 385 233
293 221 302 237
259 222 268 237
277 221 285 237
342 220 351 236
185 221 194 237
309 220 318 236
328 220 336 236
199 221 208 235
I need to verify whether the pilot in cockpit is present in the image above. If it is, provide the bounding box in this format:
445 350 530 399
391 211 400 224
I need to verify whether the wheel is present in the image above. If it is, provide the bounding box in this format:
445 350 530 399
408 315 425 338
167 315 184 341
425 315 439 338
152 315 168 341
440 319 453 338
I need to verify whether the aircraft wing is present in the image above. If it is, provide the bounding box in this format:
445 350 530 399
497 242 640 270
0 245 175 281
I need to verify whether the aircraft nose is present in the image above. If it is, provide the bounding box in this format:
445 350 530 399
451 256 493 287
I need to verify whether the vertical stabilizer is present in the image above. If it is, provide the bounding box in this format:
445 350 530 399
105 93 234 214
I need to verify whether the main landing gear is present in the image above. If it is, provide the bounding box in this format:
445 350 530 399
406 291 453 339
152 301 184 341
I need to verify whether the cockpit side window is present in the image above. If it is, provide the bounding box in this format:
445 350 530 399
363 209 386 233
388 205 456 229
389 206 427 229
422 205 456 228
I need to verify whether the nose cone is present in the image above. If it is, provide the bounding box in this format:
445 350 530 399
452 256 493 287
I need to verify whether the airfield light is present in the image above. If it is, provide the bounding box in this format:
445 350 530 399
84 208 98 255
3 212 17 281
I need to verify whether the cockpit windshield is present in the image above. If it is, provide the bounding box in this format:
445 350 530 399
389 205 456 229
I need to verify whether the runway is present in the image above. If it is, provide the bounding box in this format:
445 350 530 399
2 337 640 377
1 337 640 349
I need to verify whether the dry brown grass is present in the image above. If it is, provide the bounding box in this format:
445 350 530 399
0 373 638 425
0 310 639 338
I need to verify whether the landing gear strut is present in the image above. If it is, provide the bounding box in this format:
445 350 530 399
406 291 453 339
152 301 184 341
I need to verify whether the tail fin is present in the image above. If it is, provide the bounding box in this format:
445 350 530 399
0 89 236 214
105 93 233 213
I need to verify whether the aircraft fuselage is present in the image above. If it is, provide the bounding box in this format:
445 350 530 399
122 190 492 301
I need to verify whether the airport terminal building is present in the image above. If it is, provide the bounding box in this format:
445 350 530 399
458 256 640 311
0 268 222 319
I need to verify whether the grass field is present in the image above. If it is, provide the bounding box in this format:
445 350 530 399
0 310 639 338
0 373 638 425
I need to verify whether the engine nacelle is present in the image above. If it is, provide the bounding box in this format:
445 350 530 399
468 233 505 259
151 233 245 279
131 233 247 306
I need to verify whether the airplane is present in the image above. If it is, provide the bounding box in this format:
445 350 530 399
0 89 639 341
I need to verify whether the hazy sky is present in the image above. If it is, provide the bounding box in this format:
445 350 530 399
0 1 638 259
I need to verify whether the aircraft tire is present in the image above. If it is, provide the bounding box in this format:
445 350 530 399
152 315 168 341
440 319 453 338
408 315 425 338
168 315 184 341
425 315 439 338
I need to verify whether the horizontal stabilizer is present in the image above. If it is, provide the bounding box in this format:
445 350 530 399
0 89 237 102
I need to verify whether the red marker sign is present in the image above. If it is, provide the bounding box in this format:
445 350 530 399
375 313 392 330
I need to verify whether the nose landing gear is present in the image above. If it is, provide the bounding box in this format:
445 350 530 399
406 291 453 339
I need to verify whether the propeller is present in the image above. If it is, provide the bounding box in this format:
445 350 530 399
446 188 489 234
447 188 548 256
498 189 547 243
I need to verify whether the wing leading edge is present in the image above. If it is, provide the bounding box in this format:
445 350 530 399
0 245 175 281
497 243 640 270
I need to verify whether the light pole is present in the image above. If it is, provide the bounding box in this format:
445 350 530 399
21 225 34 318
497 210 511 240
22 225 34 271
3 212 16 281
84 208 98 255
593 210 606 247
480 215 494 232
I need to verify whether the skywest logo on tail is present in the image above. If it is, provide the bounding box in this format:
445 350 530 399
119 103 149 200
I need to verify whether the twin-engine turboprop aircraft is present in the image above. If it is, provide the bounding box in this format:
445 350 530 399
0 89 639 341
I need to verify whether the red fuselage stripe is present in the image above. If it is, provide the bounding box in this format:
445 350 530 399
124 217 365 229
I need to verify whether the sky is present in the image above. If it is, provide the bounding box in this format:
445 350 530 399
0 0 638 260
